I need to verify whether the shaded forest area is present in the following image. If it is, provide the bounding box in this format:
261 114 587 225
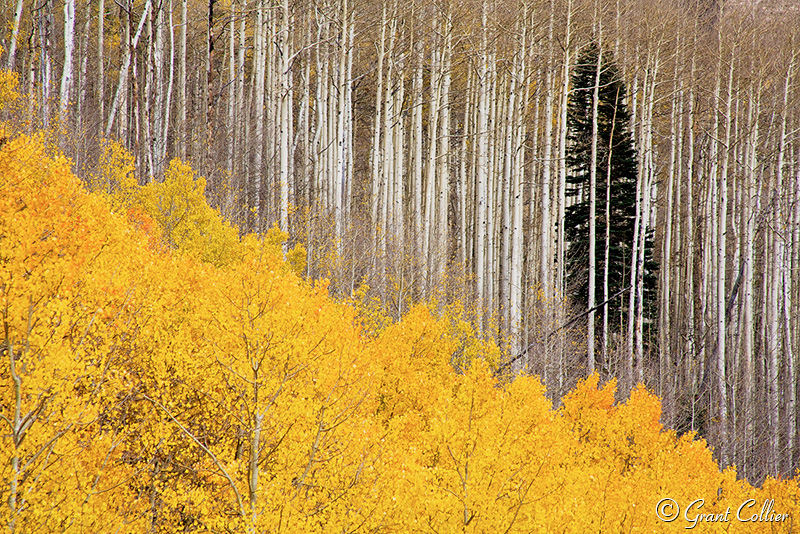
2 0 799 484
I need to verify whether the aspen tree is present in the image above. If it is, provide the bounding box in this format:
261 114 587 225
228 0 236 177
97 0 104 122
475 0 489 321
412 32 424 260
251 0 267 228
58 0 75 123
778 49 795 473
715 40 735 467
6 0 25 70
508 4 527 356
370 2 386 254
740 71 761 478
143 6 155 181
105 1 151 139
279 0 292 232
660 37 680 408
178 0 187 158
587 12 602 373
436 15 452 285
74 2 90 133
555 0 573 395
423 19 441 272
541 0 555 305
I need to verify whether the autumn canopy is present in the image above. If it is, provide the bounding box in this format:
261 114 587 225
1 91 799 531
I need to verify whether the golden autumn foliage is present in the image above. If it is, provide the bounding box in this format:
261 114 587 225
3 123 800 533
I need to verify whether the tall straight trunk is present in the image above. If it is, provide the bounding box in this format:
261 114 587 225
345 21 355 230
251 0 267 229
625 64 643 392
379 11 397 269
227 0 236 177
602 89 618 373
587 25 602 374
780 56 795 474
771 56 792 475
117 3 129 142
143 7 155 181
6 0 25 70
660 50 680 410
526 70 540 372
510 12 528 357
59 0 76 122
500 72 513 334
423 34 441 270
412 38 424 259
685 42 697 415
178 0 187 158
475 0 489 321
279 0 292 232
555 0 572 396
741 77 760 480
791 133 800 474
105 1 151 138
791 115 800 474
635 52 658 385
541 0 555 305
75 3 91 132
715 47 734 467
162 0 174 170
485 50 497 324
392 62 404 260
436 21 451 284
370 5 386 231
97 0 105 122
459 67 473 270
768 192 780 476
151 0 165 176
236 2 246 201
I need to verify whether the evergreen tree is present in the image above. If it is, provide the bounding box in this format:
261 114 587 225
564 43 657 347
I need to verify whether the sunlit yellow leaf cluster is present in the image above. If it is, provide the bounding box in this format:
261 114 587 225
2 123 799 533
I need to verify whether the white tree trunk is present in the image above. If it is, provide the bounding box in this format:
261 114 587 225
6 0 25 70
105 1 151 138
59 0 76 122
587 28 602 374
178 0 188 158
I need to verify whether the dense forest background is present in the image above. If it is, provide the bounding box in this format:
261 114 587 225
2 0 799 485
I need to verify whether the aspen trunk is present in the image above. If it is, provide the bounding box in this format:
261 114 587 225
587 28 602 374
6 0 25 70
59 0 76 122
178 0 187 158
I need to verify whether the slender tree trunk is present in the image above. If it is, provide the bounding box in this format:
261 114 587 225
436 19 451 284
251 0 266 229
555 0 572 396
177 0 187 159
541 0 555 308
97 0 105 124
6 0 25 70
279 0 292 232
587 23 602 374
105 1 151 139
475 0 489 321
59 0 76 123
715 47 734 467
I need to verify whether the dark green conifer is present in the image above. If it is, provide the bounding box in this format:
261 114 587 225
564 42 657 345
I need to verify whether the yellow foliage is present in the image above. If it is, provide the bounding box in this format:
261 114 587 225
90 138 137 201
138 158 241 266
0 68 20 111
3 127 800 533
